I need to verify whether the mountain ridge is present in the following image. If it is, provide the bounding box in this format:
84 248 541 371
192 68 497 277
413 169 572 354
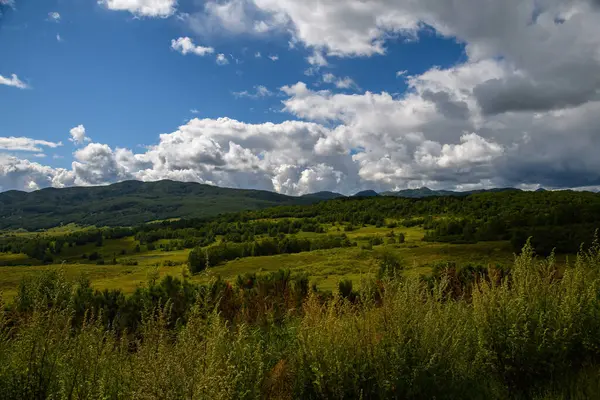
380 187 523 198
0 180 315 230
0 180 562 231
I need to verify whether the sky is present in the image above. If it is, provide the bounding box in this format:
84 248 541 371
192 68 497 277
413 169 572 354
1 0 600 195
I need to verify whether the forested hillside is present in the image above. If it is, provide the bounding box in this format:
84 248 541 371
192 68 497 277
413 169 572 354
0 180 546 231
0 180 317 230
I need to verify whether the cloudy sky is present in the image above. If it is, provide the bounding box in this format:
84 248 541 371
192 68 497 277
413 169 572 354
1 0 599 195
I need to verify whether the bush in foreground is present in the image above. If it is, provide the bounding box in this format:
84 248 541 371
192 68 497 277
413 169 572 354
2 241 600 398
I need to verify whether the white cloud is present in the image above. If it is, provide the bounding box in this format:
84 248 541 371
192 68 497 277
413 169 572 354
268 54 279 61
171 37 214 56
203 0 420 57
334 77 358 90
307 50 328 67
48 12 61 22
0 137 62 152
322 73 358 90
203 0 253 33
99 0 177 17
69 125 91 145
190 109 200 114
185 0 287 38
0 74 29 89
56 34 62 42
233 85 273 99
415 133 504 169
396 70 407 78
71 143 131 185
255 51 262 57
254 20 271 33
27 180 40 191
322 73 335 84
0 154 74 192
216 53 229 65
3 0 600 194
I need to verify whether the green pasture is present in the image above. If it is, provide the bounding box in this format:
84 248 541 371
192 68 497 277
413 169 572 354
0 224 524 301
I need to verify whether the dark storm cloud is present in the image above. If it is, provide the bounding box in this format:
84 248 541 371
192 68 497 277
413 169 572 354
474 77 600 115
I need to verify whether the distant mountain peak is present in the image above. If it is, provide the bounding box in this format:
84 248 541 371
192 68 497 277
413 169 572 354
301 191 346 200
353 190 379 197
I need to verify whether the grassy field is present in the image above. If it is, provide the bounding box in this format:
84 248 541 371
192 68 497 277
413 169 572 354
0 225 524 301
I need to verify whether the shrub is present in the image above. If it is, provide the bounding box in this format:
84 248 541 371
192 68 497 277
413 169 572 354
377 250 405 279
397 232 406 243
119 258 139 266
338 279 356 301
369 236 384 246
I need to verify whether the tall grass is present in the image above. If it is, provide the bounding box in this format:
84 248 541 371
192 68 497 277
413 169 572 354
1 240 600 399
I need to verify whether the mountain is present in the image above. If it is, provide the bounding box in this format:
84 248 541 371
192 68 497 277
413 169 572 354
353 190 379 197
301 191 346 200
0 181 535 231
381 187 523 198
0 180 317 231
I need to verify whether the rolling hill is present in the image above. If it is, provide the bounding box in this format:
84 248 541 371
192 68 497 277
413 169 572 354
380 187 523 198
0 181 547 231
0 180 318 230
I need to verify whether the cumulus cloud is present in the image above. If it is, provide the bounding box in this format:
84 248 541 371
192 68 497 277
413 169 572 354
0 154 74 192
0 137 62 152
183 0 285 38
190 0 600 118
3 0 600 194
171 37 214 56
192 0 419 56
69 125 91 145
99 0 176 17
0 74 29 89
71 143 129 185
268 54 279 61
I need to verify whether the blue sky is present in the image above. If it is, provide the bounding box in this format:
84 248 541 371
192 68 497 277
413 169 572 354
1 0 599 194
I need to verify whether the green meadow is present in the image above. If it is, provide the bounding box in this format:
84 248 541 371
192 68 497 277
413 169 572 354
0 225 519 300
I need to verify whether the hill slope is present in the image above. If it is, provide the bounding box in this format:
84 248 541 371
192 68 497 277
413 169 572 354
301 191 346 200
380 187 523 198
0 180 316 230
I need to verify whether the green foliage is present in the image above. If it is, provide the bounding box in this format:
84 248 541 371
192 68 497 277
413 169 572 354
0 179 319 230
337 279 358 302
377 250 405 279
397 232 405 243
187 247 208 274
188 234 353 272
2 242 600 398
